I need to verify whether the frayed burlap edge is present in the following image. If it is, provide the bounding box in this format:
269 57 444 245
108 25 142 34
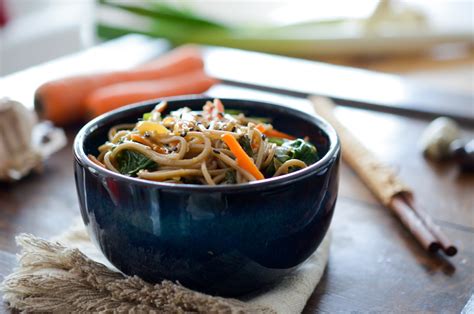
1 234 272 313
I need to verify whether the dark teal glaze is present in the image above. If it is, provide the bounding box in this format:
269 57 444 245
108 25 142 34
73 96 340 296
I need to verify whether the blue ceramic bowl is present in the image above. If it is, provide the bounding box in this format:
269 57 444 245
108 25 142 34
74 96 340 296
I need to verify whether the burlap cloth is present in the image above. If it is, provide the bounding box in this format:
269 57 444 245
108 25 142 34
1 220 330 313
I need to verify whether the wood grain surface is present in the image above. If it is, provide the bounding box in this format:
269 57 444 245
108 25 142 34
0 38 473 313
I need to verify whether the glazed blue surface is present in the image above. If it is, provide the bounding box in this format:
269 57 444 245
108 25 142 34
74 96 340 296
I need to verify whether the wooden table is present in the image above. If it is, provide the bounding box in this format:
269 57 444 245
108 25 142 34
0 38 473 313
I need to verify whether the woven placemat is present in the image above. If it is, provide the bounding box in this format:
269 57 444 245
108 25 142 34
1 222 330 313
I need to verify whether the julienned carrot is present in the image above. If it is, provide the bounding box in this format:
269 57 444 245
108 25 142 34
221 133 264 180
255 124 296 140
130 134 166 153
130 134 154 146
85 70 218 118
35 45 204 126
266 129 295 140
255 124 266 133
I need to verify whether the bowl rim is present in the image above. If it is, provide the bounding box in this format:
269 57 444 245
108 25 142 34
73 95 340 191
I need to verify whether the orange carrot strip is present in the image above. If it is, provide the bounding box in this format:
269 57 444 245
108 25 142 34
251 126 264 150
255 124 266 133
130 134 166 154
130 134 154 146
255 123 295 140
264 128 295 140
221 134 264 180
35 45 204 126
85 70 218 118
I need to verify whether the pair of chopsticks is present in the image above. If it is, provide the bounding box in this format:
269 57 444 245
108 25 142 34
390 195 456 255
311 97 457 257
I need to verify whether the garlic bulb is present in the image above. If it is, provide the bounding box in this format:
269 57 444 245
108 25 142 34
419 117 460 161
0 98 66 181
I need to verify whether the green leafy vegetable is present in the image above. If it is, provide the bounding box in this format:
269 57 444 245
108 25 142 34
267 137 285 146
264 162 276 177
224 170 237 184
264 139 318 176
274 146 292 164
283 139 318 165
116 150 157 176
264 146 289 177
238 135 253 156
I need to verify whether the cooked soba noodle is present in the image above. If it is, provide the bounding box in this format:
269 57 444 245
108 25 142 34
90 99 319 185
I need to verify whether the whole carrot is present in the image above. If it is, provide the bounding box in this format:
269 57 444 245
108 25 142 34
34 45 204 126
136 45 202 70
85 70 218 118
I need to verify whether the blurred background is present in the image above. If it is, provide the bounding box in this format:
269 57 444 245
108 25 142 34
0 0 472 89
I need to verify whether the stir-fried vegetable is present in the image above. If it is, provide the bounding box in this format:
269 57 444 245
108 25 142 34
238 135 253 156
267 137 285 146
142 112 152 120
130 133 153 146
264 146 293 177
264 138 318 176
136 120 169 135
283 139 318 165
264 128 295 140
255 124 266 133
224 170 237 184
255 124 295 140
116 150 157 176
221 133 264 180
130 134 166 154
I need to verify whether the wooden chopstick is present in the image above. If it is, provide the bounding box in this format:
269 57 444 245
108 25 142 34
389 196 441 253
310 96 457 256
403 195 458 256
